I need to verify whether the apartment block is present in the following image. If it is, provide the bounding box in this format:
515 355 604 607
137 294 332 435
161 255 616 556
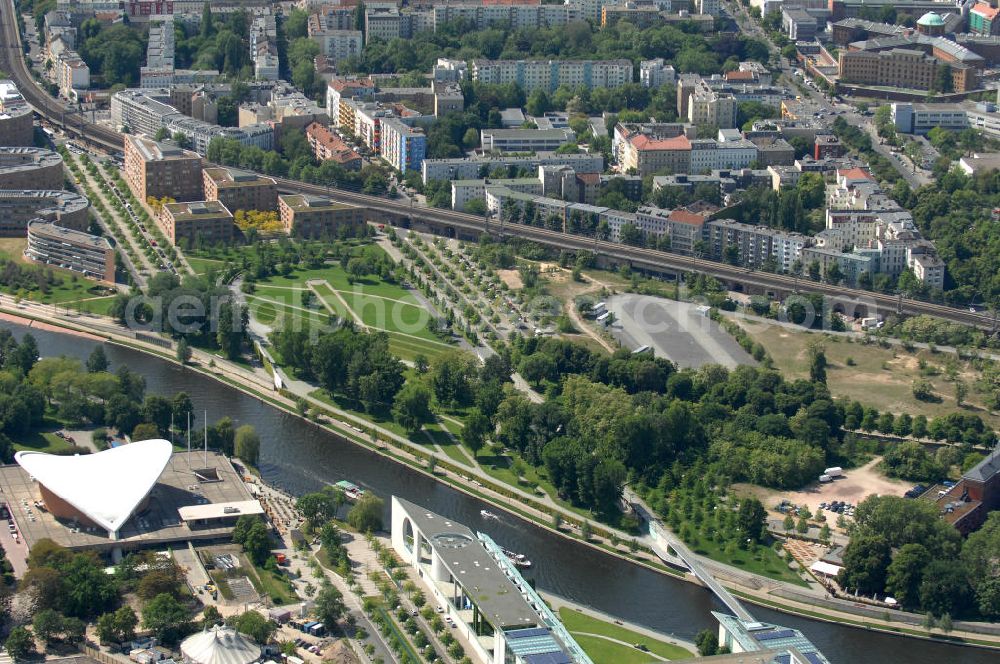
471 59 633 93
0 81 34 147
158 200 234 246
452 178 542 211
640 59 676 88
203 167 278 214
278 194 366 238
432 3 581 31
381 118 427 173
56 53 89 99
326 77 377 123
0 148 64 191
305 122 363 170
421 151 603 184
480 128 576 152
25 220 114 283
311 29 363 62
634 206 706 253
970 2 1000 36
601 4 660 28
123 134 203 203
0 190 90 236
677 76 738 128
839 47 978 93
111 89 274 155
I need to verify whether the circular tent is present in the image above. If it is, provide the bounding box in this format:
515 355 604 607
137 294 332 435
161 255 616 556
181 626 261 664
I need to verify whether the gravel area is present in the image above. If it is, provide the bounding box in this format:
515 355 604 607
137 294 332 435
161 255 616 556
605 293 754 368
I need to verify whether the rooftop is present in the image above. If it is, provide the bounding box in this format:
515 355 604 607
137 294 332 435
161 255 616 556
918 11 946 26
0 147 63 173
714 612 830 663
394 497 542 629
164 200 232 220
14 439 172 537
964 446 1000 483
27 220 110 250
0 449 258 552
971 3 1000 21
279 194 356 211
127 134 201 162
629 134 692 151
0 189 89 216
482 128 576 139
203 166 275 187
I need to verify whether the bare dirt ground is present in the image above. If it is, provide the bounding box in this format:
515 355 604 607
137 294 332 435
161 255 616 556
497 269 523 290
738 458 911 516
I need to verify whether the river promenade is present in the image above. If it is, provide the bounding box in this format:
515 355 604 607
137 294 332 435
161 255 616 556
3 295 1000 653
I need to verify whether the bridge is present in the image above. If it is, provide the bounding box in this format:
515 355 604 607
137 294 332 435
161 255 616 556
623 488 755 621
1 0 997 332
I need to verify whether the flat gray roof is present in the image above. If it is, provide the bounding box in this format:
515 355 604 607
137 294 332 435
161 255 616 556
396 497 540 629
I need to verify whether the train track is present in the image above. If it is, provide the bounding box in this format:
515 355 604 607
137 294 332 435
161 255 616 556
1 0 995 330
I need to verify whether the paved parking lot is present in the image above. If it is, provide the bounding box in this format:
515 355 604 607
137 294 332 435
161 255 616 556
606 293 754 368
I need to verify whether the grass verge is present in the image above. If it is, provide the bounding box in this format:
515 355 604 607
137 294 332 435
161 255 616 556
558 607 693 661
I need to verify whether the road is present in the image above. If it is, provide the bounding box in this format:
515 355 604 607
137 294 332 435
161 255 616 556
726 0 931 190
1 0 996 334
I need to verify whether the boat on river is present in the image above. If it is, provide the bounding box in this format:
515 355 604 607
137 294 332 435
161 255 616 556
334 480 365 501
503 548 532 568
480 509 499 520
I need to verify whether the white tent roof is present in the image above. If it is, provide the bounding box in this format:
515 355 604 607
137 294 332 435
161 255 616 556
15 438 172 537
809 560 843 577
181 625 261 664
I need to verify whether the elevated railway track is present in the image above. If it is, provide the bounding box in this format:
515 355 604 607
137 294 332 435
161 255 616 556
2 0 995 331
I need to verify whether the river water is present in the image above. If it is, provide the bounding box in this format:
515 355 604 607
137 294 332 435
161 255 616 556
4 320 994 664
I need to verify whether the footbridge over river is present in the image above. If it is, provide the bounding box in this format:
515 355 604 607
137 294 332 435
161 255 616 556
623 488 755 622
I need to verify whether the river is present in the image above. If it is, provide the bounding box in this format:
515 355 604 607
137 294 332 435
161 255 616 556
4 320 994 664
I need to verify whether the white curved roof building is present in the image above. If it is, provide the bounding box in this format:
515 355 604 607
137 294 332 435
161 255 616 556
181 625 261 664
14 439 173 540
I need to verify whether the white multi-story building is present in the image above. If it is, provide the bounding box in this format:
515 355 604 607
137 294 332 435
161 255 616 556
472 59 633 93
110 88 274 155
365 6 407 42
480 127 576 152
696 0 721 16
56 56 90 99
451 178 542 211
433 58 468 82
421 151 603 184
640 59 676 88
312 30 363 62
432 3 581 31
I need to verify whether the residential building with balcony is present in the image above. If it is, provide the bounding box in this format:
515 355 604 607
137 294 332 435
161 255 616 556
123 134 204 203
203 167 278 213
25 221 114 282
158 200 234 246
278 194 366 238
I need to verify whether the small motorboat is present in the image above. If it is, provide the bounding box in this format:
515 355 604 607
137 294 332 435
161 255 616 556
503 548 532 568
480 509 499 520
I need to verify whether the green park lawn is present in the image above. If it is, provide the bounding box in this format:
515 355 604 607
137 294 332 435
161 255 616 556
251 259 453 362
13 430 77 455
244 557 297 605
688 533 808 587
557 608 693 661
186 256 228 276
